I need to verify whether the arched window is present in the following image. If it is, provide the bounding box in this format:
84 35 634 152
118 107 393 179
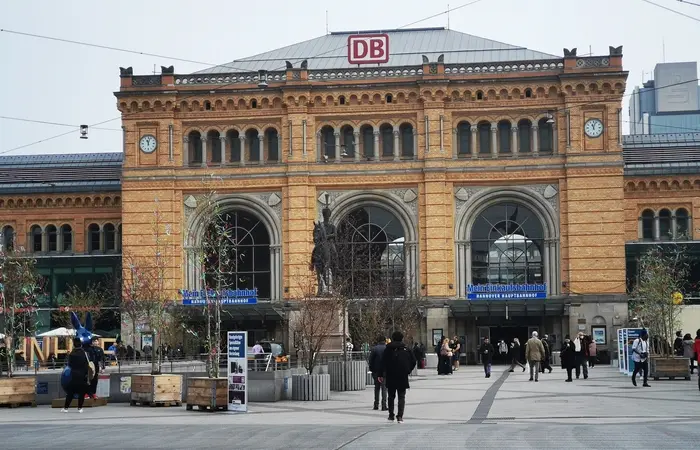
471 203 544 285
336 206 406 298
87 223 101 253
477 122 491 155
246 129 260 162
1 225 15 252
538 118 554 154
227 130 241 163
518 120 532 153
188 131 202 165
208 130 222 163
203 210 271 300
361 125 374 159
457 121 471 156
676 208 690 239
379 124 394 158
659 209 672 241
117 224 122 252
340 125 354 159
498 120 511 154
320 125 335 160
61 225 73 252
46 225 58 252
399 123 414 158
265 128 279 162
640 209 654 241
30 225 43 252
104 223 116 252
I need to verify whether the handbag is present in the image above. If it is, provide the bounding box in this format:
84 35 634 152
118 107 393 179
84 350 96 381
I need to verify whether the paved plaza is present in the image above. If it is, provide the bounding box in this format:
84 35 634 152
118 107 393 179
1 365 699 449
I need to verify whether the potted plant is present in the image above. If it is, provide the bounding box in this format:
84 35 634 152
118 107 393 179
0 241 41 408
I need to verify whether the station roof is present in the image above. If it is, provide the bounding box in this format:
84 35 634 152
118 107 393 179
623 133 700 176
0 152 123 195
196 27 561 74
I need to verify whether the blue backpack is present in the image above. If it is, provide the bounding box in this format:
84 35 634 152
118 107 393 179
61 365 72 390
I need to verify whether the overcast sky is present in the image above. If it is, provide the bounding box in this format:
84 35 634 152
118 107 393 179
1 0 699 156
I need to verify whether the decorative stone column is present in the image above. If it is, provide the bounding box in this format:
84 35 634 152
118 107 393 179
552 122 558 155
654 215 660 240
200 135 207 167
490 123 498 158
511 126 518 157
316 131 322 162
413 129 418 160
532 125 539 156
470 125 478 159
373 130 380 161
452 128 458 159
353 131 360 161
183 136 189 166
238 136 246 166
219 136 227 166
258 134 266 165
393 128 400 161
334 131 341 163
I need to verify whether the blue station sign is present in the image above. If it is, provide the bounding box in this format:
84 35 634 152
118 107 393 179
467 283 547 300
179 288 258 305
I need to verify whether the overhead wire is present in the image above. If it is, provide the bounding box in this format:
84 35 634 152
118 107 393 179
0 115 121 131
0 0 487 155
639 0 700 21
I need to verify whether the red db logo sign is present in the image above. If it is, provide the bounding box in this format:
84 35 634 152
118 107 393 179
347 34 389 65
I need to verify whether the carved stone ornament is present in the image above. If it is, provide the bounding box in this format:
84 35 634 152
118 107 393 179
543 184 558 199
403 189 417 203
319 189 418 219
268 192 281 207
184 195 198 209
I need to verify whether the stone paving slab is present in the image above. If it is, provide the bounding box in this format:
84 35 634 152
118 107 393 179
1 365 698 449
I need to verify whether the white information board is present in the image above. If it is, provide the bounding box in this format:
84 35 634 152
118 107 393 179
227 331 248 412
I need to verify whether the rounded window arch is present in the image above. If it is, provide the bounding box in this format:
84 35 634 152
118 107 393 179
226 129 241 163
379 123 394 158
320 125 335 160
203 209 271 300
477 121 491 155
87 223 101 253
659 208 672 241
30 224 43 253
336 205 406 298
61 224 73 252
518 119 532 153
207 130 222 163
245 129 260 162
470 203 544 285
538 117 554 153
104 223 116 252
340 125 354 159
187 131 202 166
2 225 15 252
675 208 690 239
46 224 58 252
399 123 414 158
265 128 280 162
456 121 472 156
640 209 654 241
497 120 511 154
360 124 375 159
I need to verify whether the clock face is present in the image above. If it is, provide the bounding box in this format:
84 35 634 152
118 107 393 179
139 134 157 153
584 119 604 138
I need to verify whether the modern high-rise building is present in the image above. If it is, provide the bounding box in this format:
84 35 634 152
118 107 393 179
628 61 700 135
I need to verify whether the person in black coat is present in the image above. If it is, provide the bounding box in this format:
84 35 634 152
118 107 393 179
561 335 576 382
478 337 495 378
62 338 90 411
508 338 526 372
368 335 387 411
87 337 105 399
540 335 553 374
379 331 416 423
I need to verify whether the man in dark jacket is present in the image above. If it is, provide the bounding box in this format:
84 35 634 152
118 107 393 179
478 337 494 378
87 337 105 399
379 331 416 423
368 335 387 411
540 334 553 374
673 331 684 357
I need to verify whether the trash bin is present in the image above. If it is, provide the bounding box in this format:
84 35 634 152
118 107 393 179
551 351 560 366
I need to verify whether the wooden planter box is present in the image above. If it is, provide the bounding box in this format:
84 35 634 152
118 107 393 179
130 374 183 407
186 377 227 412
650 356 691 380
0 377 37 408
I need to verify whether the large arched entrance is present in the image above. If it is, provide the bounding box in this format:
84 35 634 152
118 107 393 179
203 210 271 300
470 203 544 286
336 205 406 298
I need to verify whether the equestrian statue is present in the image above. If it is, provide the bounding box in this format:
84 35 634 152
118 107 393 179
310 199 339 296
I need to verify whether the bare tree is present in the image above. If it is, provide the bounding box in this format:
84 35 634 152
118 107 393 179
630 244 689 356
289 274 346 373
0 243 43 378
52 283 110 329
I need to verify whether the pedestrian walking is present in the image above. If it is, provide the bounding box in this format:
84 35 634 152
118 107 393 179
540 334 553 373
525 331 545 382
682 333 694 375
573 332 589 380
508 338 526 372
437 337 453 375
631 329 650 387
478 337 494 378
561 335 576 382
368 335 388 411
498 340 508 364
588 338 597 368
674 331 684 357
451 336 461 371
87 337 104 399
379 331 416 424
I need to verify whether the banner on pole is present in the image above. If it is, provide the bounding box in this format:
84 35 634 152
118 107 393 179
227 331 248 412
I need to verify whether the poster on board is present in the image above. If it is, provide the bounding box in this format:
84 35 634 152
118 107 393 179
227 331 248 412
622 329 629 375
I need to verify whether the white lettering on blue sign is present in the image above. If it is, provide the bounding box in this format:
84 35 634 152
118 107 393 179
179 288 258 305
466 284 547 300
